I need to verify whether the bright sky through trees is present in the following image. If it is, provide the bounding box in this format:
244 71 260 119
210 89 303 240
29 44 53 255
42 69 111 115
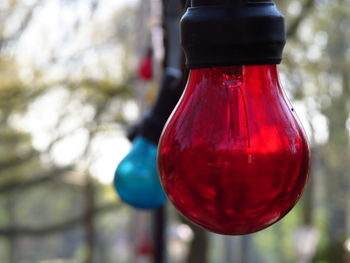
10 0 139 184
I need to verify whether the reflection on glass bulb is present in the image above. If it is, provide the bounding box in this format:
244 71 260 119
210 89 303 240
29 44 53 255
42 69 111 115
114 136 166 209
158 65 310 235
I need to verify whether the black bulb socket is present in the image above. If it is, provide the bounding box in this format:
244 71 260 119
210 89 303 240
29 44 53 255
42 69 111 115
181 0 286 69
140 69 182 145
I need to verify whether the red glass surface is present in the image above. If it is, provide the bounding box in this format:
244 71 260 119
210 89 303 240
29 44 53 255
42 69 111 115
158 65 310 235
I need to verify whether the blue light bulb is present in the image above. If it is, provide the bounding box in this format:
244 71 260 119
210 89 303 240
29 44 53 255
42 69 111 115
114 136 167 209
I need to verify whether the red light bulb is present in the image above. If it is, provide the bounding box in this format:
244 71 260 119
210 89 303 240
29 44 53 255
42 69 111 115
158 65 310 235
138 50 153 81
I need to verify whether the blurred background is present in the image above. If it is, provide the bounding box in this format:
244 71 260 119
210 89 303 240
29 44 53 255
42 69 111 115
0 0 349 262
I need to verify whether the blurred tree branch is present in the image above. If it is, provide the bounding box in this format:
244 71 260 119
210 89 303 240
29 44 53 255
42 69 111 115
0 0 42 49
0 202 120 237
0 166 74 194
287 0 315 38
0 151 38 171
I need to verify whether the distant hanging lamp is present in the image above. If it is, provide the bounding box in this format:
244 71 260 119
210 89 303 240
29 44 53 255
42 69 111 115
114 68 182 209
138 48 153 81
114 0 185 210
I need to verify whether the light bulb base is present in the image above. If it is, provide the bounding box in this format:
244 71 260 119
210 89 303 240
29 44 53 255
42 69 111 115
140 115 164 145
181 0 286 68
140 68 183 145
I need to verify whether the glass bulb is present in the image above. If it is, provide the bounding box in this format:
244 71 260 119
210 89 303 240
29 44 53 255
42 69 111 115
158 65 310 235
114 136 166 209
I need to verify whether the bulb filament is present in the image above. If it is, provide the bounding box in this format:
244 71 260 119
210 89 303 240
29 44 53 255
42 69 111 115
223 67 251 148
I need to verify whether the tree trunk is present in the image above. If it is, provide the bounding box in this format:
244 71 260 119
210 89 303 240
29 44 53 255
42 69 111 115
183 218 208 263
84 177 95 263
7 195 16 263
